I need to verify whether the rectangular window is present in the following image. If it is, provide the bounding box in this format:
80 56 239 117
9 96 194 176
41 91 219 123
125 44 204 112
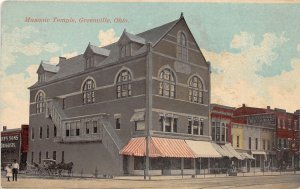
193 119 199 135
86 122 90 134
211 127 215 141
93 121 97 133
221 126 225 141
200 121 204 135
46 125 49 138
70 122 76 136
62 151 64 162
263 139 266 150
231 135 233 146
277 118 280 128
173 118 178 133
283 139 287 148
115 118 120 130
165 117 172 132
237 136 240 148
216 122 220 141
226 124 229 143
249 137 252 150
267 140 270 150
31 152 34 164
46 151 49 159
53 151 56 160
39 127 43 139
255 138 258 150
39 151 41 164
188 120 192 134
31 127 35 140
278 138 282 148
76 122 80 136
135 121 145 131
54 125 57 137
62 98 65 109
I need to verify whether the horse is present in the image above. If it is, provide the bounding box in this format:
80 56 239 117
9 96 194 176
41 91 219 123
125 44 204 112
57 162 74 176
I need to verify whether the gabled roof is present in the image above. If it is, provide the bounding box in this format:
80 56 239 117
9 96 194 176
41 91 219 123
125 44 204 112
123 31 146 44
37 63 59 73
84 44 110 57
137 19 179 45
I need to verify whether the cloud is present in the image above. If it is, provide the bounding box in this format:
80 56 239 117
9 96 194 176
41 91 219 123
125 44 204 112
0 65 38 128
98 28 119 47
0 25 60 129
49 51 78 64
203 32 299 112
1 26 60 72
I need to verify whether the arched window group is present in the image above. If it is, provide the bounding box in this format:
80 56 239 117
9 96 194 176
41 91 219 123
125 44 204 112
82 79 95 104
36 91 45 113
188 76 204 104
116 70 132 98
159 68 176 98
177 31 188 62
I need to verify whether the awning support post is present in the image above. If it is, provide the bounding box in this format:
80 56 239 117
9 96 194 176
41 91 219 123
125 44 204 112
181 158 184 179
194 158 196 178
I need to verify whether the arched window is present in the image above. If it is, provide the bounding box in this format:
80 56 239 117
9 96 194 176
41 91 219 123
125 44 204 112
82 79 95 104
116 70 132 98
177 32 188 62
188 76 204 103
36 91 45 113
159 69 176 98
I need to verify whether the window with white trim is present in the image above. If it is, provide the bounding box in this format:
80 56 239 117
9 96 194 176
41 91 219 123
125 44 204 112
85 56 94 69
65 121 80 137
188 117 204 135
159 114 178 133
177 32 188 62
116 70 132 98
82 79 95 104
36 91 45 113
188 76 204 103
159 69 175 98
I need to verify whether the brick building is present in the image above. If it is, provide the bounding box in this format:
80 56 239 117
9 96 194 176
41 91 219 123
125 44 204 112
28 14 220 176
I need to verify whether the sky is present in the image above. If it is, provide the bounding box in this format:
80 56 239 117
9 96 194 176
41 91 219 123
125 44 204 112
1 2 300 129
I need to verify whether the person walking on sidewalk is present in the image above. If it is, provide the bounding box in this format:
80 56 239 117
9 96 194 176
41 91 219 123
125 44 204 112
12 159 19 181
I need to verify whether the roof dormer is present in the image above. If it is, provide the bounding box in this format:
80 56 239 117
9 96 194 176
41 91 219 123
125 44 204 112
83 43 110 70
118 29 146 59
37 61 59 83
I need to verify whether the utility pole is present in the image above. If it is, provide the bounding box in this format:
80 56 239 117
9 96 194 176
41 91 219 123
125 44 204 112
145 42 153 180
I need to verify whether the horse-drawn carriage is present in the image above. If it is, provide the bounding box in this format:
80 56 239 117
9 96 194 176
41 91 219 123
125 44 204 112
26 159 73 176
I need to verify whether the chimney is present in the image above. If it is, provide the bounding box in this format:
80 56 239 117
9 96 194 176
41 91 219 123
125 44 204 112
267 106 271 110
59 57 66 64
3 126 7 131
242 104 246 107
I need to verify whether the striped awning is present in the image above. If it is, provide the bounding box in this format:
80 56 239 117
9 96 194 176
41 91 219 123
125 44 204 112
119 137 161 157
240 153 255 160
211 143 233 158
185 140 222 158
222 144 243 160
120 137 195 158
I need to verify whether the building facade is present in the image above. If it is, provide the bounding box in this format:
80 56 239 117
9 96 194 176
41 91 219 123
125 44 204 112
28 14 213 176
1 125 29 170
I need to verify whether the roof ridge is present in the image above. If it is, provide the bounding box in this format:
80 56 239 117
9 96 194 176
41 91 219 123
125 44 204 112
136 18 179 36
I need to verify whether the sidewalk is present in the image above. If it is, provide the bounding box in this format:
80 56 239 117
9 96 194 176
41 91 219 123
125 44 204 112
115 171 300 180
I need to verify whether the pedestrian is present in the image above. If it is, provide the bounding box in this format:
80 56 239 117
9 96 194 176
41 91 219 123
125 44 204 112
5 164 12 181
12 159 19 181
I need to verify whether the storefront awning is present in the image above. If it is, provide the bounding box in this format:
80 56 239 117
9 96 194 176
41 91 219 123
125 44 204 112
119 137 161 157
211 143 233 158
221 144 243 160
130 111 145 122
120 137 195 158
251 151 267 156
239 152 255 160
185 140 222 158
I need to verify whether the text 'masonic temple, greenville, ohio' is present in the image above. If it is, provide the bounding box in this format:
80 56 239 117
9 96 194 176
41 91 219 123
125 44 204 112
28 13 237 176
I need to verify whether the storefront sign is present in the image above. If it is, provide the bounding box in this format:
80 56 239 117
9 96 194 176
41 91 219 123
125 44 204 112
247 114 276 126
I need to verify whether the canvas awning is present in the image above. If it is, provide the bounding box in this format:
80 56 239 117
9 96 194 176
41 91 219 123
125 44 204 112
221 144 243 160
251 151 267 159
130 111 145 122
239 153 255 160
211 143 233 158
185 140 222 158
120 137 195 158
119 137 161 157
